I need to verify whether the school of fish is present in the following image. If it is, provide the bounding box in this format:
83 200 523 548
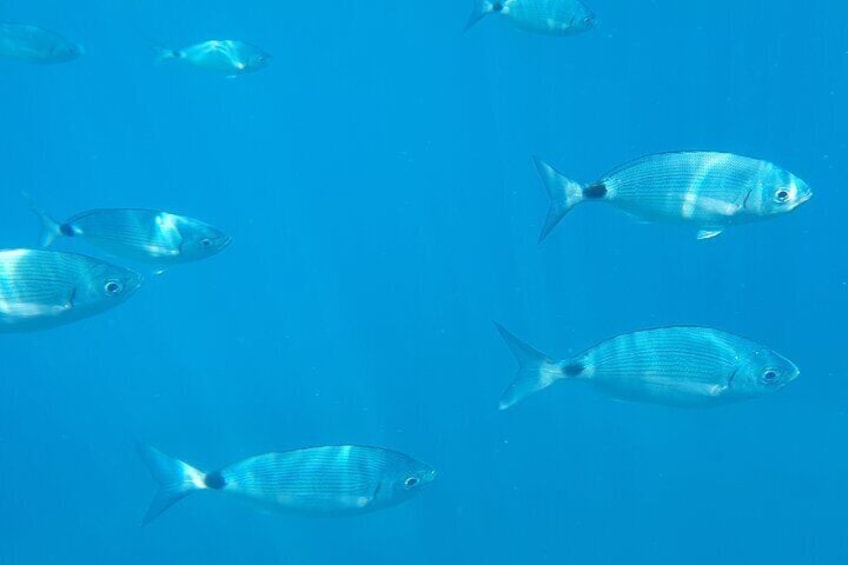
0 0 816 528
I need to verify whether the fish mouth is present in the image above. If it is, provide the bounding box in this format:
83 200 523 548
421 467 438 484
128 272 145 292
797 190 813 206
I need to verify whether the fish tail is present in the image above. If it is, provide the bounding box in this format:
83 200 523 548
495 323 565 410
137 443 208 525
23 193 62 247
464 0 495 31
533 156 585 242
153 45 180 62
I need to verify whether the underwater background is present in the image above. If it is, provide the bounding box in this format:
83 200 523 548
1 0 846 563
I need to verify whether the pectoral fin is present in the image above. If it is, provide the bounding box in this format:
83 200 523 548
705 369 738 398
696 229 723 240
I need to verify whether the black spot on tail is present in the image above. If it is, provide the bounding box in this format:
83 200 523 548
492 2 504 11
583 183 608 199
60 224 76 237
204 471 226 490
563 362 585 377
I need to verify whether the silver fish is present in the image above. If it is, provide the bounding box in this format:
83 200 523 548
465 0 596 35
0 22 82 64
534 152 813 240
496 324 799 409
157 40 270 77
31 205 231 267
138 444 437 524
0 249 142 331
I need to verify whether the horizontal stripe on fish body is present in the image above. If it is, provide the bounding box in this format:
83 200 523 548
533 152 812 240
34 207 231 266
497 325 799 409
137 444 436 524
160 40 271 76
0 249 142 331
218 446 434 514
466 0 596 35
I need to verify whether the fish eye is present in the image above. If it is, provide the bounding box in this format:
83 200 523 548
775 189 791 203
404 476 419 489
584 16 594 25
200 238 213 248
762 370 778 383
104 280 123 295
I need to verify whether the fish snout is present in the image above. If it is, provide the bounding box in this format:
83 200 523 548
421 467 438 485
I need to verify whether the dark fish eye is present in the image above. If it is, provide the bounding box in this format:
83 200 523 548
762 370 778 383
404 477 419 488
104 280 123 295
584 16 594 25
200 238 213 248
775 189 790 203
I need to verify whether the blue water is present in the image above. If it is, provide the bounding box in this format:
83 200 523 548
1 0 846 563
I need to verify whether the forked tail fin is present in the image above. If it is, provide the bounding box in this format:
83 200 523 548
22 193 63 247
495 324 565 410
532 157 585 242
464 1 496 31
137 444 208 525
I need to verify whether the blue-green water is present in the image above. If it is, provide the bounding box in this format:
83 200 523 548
1 0 845 563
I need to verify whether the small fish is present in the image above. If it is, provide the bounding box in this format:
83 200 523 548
30 204 231 267
533 152 813 241
156 40 270 77
465 0 596 35
0 249 142 331
0 22 82 63
138 444 437 524
496 324 799 409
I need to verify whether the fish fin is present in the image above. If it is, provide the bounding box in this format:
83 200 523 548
464 0 495 31
532 157 585 242
495 323 565 410
137 443 207 526
22 193 63 247
696 229 723 240
63 287 76 311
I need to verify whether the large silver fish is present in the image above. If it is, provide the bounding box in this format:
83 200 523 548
156 40 270 77
0 22 82 64
534 152 813 241
0 249 142 331
31 205 231 267
496 324 799 409
465 0 596 35
138 444 437 524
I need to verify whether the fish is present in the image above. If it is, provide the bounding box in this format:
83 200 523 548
0 22 82 64
29 204 231 267
496 324 799 409
533 152 813 241
465 0 596 35
155 40 271 77
138 444 437 524
0 249 142 331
